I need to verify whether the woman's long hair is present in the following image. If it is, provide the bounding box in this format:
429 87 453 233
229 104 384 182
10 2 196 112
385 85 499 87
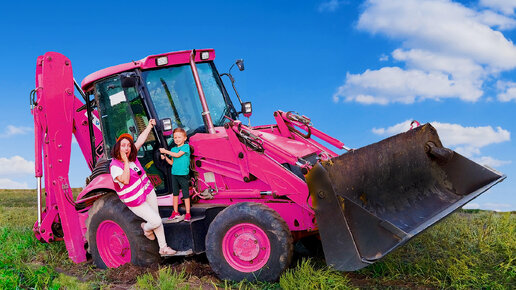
112 136 138 162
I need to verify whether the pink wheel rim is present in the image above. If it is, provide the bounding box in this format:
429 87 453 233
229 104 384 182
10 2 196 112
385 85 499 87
222 223 271 272
96 220 131 268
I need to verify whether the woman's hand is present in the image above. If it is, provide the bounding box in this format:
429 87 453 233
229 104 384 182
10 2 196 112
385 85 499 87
121 150 129 163
135 119 157 150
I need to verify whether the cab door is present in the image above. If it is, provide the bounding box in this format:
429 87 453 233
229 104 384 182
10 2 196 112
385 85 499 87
94 74 171 195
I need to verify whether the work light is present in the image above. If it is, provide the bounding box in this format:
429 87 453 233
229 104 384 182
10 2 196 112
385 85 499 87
201 51 210 60
155 56 168 66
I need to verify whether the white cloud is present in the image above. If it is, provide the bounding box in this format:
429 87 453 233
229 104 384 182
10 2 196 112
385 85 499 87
0 156 34 175
462 202 480 209
473 156 512 167
431 122 510 148
482 202 513 211
335 67 482 104
379 54 389 61
372 119 413 135
0 178 28 189
480 0 516 15
334 0 516 105
496 80 516 101
318 0 344 12
475 9 516 29
357 0 516 69
463 201 513 211
0 125 32 138
392 49 485 80
372 120 511 168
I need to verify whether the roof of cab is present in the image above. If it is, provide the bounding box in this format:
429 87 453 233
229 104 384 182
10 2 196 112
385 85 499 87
81 49 215 92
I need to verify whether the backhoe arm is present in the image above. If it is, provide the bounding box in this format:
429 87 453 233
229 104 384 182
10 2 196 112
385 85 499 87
32 52 90 263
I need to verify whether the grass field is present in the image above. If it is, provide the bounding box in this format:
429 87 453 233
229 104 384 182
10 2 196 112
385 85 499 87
0 189 514 289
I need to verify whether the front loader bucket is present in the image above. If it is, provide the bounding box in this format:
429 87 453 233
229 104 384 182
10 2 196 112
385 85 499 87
306 123 505 271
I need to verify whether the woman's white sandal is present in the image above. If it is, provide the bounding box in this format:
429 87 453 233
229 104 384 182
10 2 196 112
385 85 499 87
159 246 177 256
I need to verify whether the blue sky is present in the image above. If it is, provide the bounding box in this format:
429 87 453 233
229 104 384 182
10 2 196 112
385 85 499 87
0 0 514 211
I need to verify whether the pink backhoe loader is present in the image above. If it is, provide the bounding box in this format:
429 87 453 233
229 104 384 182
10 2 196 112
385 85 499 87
31 49 505 281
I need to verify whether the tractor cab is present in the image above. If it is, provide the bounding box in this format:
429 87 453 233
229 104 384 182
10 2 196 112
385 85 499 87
81 49 238 194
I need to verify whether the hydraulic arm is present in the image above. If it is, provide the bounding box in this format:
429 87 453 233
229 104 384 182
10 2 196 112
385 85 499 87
31 52 102 263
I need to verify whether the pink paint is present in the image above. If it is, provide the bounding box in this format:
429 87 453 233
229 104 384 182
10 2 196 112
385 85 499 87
33 52 87 263
34 49 352 268
222 223 271 272
81 49 216 91
76 174 116 204
96 220 132 268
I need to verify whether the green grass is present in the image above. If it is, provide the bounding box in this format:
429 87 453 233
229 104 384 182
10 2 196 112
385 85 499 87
0 189 514 289
279 259 354 289
135 267 189 289
359 211 515 289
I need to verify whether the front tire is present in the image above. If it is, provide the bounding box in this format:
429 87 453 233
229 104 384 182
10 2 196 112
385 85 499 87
85 193 160 268
205 202 293 281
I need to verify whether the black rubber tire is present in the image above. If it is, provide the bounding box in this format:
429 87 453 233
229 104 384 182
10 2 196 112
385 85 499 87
85 157 110 185
205 202 293 282
85 193 160 268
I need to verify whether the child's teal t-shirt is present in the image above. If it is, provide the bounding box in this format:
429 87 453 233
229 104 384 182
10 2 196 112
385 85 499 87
171 144 190 175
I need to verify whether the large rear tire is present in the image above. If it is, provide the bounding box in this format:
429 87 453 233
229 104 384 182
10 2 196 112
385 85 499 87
85 193 160 268
205 202 293 282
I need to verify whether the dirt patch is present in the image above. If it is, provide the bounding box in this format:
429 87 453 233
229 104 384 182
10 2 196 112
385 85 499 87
51 256 222 288
104 263 158 284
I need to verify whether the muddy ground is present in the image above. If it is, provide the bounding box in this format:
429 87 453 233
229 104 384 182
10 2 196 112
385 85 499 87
53 253 434 289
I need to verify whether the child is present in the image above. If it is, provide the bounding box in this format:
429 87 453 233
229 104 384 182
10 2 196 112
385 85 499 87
160 128 191 222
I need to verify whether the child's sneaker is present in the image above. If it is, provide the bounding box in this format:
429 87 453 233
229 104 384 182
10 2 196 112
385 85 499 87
168 211 184 223
184 213 191 222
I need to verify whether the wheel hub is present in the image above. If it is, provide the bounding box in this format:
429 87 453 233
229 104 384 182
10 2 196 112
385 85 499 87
109 232 128 256
222 223 271 272
233 233 259 261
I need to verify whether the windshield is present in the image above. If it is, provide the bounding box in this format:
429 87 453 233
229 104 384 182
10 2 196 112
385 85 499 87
94 76 157 158
142 62 235 136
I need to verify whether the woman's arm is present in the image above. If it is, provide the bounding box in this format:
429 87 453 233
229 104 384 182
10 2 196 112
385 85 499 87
135 119 156 150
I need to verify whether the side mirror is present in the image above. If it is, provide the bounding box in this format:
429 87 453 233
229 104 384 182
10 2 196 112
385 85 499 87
236 59 245 71
161 118 173 136
241 102 252 118
120 72 138 88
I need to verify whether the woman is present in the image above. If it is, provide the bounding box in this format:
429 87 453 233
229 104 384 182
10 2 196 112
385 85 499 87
110 119 176 256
